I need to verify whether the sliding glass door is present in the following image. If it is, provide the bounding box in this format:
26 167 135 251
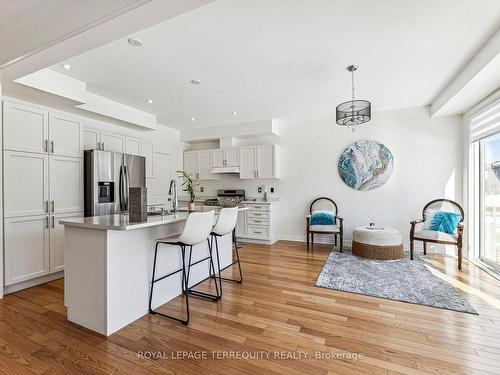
480 132 500 270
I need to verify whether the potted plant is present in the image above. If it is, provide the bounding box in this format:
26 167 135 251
177 170 199 211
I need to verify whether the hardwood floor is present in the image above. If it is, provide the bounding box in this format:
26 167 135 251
1 241 500 375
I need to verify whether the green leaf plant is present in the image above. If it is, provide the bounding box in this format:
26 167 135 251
176 170 199 204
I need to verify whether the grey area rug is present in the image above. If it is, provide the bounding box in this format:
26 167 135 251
315 248 478 314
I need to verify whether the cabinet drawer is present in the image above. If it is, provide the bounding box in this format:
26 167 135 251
248 225 270 239
244 204 269 212
247 211 270 219
247 218 270 226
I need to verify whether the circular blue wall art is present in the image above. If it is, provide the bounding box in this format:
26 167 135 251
338 140 394 191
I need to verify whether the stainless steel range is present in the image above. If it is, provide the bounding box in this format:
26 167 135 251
204 189 246 207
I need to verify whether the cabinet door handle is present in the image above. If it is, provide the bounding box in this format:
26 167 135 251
253 213 262 216
50 141 54 153
51 216 55 229
51 200 55 213
254 231 262 234
101 142 104 150
254 220 262 223
44 217 49 229
97 142 101 150
44 200 49 213
43 140 48 152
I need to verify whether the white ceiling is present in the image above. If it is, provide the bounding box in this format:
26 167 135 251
0 0 150 68
50 0 500 129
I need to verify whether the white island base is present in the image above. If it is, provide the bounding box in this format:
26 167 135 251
61 213 232 336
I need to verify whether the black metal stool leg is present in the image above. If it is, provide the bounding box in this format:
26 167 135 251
186 241 221 301
219 230 243 284
149 244 190 325
148 242 160 313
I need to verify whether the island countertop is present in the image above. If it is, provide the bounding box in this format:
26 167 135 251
60 206 247 231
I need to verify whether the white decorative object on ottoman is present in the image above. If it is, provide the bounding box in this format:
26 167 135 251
352 226 403 260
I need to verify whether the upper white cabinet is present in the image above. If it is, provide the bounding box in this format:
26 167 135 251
101 131 125 153
239 146 258 179
149 152 172 205
49 113 83 158
50 156 84 214
3 151 49 218
83 127 101 150
3 101 82 158
184 151 200 179
141 141 154 178
183 144 279 180
3 101 49 154
4 215 50 286
212 148 239 168
199 150 219 180
257 144 279 179
240 145 279 179
126 136 141 155
183 150 219 180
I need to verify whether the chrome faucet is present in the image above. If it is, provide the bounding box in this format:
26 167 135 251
168 179 179 213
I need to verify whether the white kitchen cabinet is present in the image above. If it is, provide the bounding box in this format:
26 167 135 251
212 149 225 168
141 141 154 178
199 150 219 180
50 156 84 214
226 148 240 166
240 145 279 179
184 151 200 179
83 127 101 150
101 131 125 153
3 151 49 218
126 136 141 155
50 212 84 272
235 210 247 237
257 145 277 179
212 148 239 168
236 202 280 244
49 112 83 158
4 215 50 286
149 152 171 205
3 101 49 154
239 146 258 179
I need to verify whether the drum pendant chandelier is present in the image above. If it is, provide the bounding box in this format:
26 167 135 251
336 65 371 132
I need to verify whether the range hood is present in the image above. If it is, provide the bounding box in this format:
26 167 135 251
211 166 240 174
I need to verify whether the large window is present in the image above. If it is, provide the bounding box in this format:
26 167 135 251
480 132 500 269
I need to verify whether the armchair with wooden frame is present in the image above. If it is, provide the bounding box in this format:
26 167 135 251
410 199 464 270
306 197 343 251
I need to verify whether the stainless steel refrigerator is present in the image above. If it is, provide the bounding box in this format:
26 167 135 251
84 150 146 217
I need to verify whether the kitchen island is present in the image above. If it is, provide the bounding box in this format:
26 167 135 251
60 210 236 336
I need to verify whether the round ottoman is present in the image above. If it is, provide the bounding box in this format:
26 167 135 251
352 226 403 260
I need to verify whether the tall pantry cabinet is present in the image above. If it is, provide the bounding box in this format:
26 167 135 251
2 100 84 286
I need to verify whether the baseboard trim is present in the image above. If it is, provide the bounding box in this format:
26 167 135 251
4 271 64 295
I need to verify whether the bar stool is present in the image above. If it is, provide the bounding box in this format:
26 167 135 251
148 210 217 325
210 207 242 296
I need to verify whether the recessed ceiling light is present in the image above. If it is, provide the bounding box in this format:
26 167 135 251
147 99 153 104
191 117 196 121
62 63 71 70
128 38 143 47
232 111 238 115
190 79 201 85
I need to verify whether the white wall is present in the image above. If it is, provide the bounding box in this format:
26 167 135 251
196 106 463 250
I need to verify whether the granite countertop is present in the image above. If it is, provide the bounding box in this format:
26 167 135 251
60 206 247 231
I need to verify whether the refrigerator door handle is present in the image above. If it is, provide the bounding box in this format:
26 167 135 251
119 165 125 211
124 166 130 211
